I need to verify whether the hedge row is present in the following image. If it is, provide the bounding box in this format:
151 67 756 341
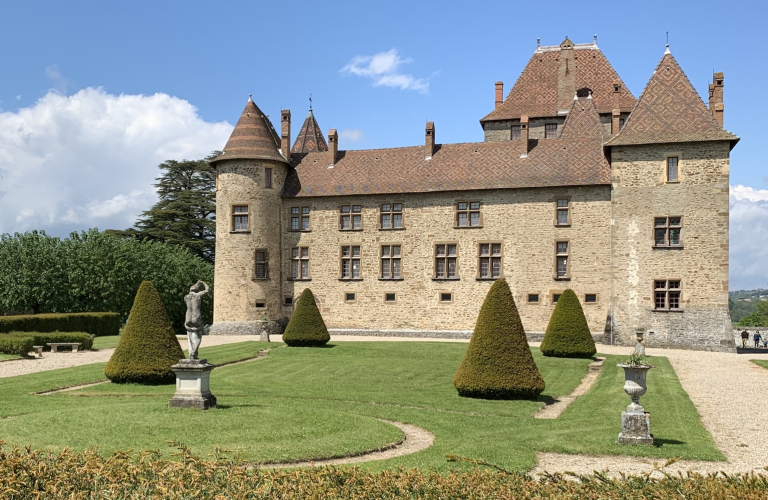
0 332 94 355
0 336 34 356
0 312 119 337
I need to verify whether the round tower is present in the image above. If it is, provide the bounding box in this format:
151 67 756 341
209 96 291 334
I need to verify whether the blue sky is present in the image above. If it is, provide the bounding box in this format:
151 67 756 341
0 0 765 289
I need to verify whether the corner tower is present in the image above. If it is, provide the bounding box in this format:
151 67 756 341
209 96 291 334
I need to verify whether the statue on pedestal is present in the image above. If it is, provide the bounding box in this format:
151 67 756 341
184 281 209 360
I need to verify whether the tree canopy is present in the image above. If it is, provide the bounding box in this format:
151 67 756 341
738 301 768 327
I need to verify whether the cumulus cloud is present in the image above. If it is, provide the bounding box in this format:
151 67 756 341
339 129 364 143
341 49 430 93
730 185 768 290
0 88 232 236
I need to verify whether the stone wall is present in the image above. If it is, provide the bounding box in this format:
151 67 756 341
483 117 567 142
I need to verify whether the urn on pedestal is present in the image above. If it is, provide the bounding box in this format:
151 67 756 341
617 360 654 445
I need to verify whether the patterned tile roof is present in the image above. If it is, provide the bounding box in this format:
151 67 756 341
560 96 605 138
283 138 610 198
481 44 636 122
606 51 739 146
210 98 286 165
292 109 328 153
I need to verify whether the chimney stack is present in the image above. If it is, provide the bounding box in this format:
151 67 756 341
425 121 435 158
611 82 621 134
495 81 504 109
328 129 338 165
557 38 576 113
520 115 529 151
280 109 291 159
709 72 724 127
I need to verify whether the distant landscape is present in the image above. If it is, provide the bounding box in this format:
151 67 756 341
730 288 768 325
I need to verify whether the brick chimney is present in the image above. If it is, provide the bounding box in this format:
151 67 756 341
709 72 724 127
520 115 529 151
611 82 621 134
557 38 576 113
280 109 291 159
328 129 338 165
425 121 435 159
495 81 504 109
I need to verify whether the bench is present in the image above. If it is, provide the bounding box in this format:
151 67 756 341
32 345 44 358
46 342 82 353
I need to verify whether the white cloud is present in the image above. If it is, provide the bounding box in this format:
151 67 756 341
0 87 232 236
341 49 430 93
15 95 21 101
730 185 768 290
339 129 364 142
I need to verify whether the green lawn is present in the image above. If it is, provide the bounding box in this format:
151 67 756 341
0 341 721 471
0 353 22 361
751 359 768 370
91 335 121 350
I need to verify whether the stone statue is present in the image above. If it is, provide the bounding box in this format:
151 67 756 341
184 281 210 359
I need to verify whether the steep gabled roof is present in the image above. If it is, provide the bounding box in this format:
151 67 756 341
292 109 328 153
210 97 286 164
560 96 605 138
481 43 636 122
606 51 739 146
283 138 610 197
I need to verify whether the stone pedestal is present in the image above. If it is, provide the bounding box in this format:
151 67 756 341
634 344 646 356
619 411 653 445
169 359 216 410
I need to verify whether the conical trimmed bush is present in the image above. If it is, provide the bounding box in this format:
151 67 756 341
453 279 545 400
104 281 184 384
282 288 330 347
540 289 596 358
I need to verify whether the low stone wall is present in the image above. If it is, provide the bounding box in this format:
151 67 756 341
733 328 768 345
209 320 286 336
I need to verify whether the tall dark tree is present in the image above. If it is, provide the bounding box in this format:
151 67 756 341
130 152 218 263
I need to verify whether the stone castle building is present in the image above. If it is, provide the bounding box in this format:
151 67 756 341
209 38 739 351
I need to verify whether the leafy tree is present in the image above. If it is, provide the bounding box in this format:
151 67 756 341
738 301 768 327
540 289 596 358
282 289 330 347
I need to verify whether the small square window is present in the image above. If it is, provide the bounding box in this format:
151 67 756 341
255 302 266 308
283 296 293 306
585 294 597 303
440 292 452 302
553 294 561 303
345 293 356 302
528 294 539 304
385 293 396 302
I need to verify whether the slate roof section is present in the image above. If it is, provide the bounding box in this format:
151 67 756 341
283 138 610 198
606 52 739 146
560 96 605 138
210 98 286 164
481 44 636 122
292 109 329 153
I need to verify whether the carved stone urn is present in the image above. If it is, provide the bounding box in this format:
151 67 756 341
617 363 654 445
634 330 646 356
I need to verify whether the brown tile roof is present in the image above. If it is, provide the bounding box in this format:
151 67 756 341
606 52 739 146
560 96 605 138
210 98 286 165
292 109 328 153
481 44 636 122
283 138 610 198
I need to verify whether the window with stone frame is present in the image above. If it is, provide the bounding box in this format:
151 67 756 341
510 124 521 141
340 245 361 279
456 201 481 227
434 244 458 279
654 216 682 247
380 244 401 279
555 198 571 226
340 204 363 230
380 203 404 229
654 280 682 310
265 167 273 188
545 123 558 139
254 249 269 280
231 205 249 232
666 157 679 182
478 243 502 279
290 206 311 231
290 246 310 280
555 241 569 279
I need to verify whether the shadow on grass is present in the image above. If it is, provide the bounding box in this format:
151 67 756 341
538 395 559 406
215 404 266 410
653 438 687 447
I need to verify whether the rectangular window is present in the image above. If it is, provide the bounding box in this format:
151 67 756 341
553 293 561 303
456 201 481 227
654 280 682 310
555 198 570 226
545 123 557 138
265 167 273 188
254 249 268 280
619 118 625 129
510 124 521 141
290 246 309 280
555 241 569 278
380 245 401 279
231 205 249 232
380 203 403 229
585 293 597 303
385 293 396 303
654 216 682 247
283 296 293 306
478 243 502 279
345 292 356 302
290 206 311 231
434 244 458 279
440 292 453 302
528 294 539 304
340 205 362 230
667 157 679 182
340 245 361 279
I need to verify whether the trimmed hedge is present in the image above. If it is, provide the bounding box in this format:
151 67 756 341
453 279 545 400
0 312 119 337
540 289 597 358
0 336 34 356
104 281 183 384
282 289 330 347
6 332 95 351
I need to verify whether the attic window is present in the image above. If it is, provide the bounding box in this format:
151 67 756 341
576 87 592 98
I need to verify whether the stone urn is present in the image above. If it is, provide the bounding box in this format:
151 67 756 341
634 330 646 356
259 319 270 342
617 363 654 445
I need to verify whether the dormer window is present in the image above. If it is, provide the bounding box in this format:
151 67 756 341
545 123 557 139
510 125 521 141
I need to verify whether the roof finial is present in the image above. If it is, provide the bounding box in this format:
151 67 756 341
537 37 540 48
309 93 313 111
594 34 597 44
248 93 252 102
665 31 670 54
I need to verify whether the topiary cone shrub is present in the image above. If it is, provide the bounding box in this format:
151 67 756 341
453 279 545 400
540 288 597 358
104 281 184 384
282 289 330 347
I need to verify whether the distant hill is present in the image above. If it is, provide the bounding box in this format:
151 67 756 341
730 289 768 324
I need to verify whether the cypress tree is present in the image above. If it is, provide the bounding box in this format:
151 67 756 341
104 281 184 384
453 279 545 400
540 288 597 358
282 289 330 347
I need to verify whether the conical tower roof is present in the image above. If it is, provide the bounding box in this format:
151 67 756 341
292 109 328 154
560 95 605 138
210 97 286 164
606 50 738 147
